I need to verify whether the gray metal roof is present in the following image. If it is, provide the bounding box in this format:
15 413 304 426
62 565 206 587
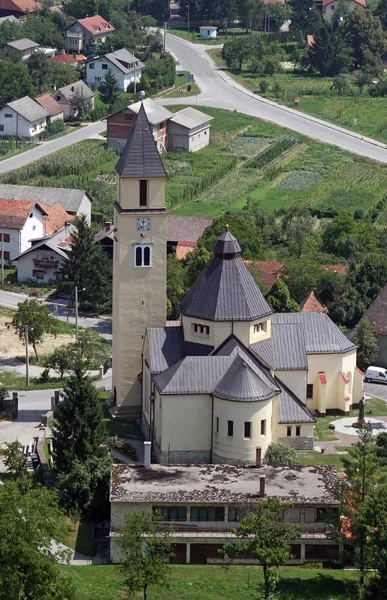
180 233 273 322
7 96 48 122
272 313 356 355
56 80 94 100
103 49 145 74
146 326 185 374
0 184 88 214
128 98 173 126
7 38 39 51
213 354 276 402
14 223 75 261
110 464 337 505
116 102 167 179
213 231 241 256
251 323 308 371
169 107 213 130
277 382 314 423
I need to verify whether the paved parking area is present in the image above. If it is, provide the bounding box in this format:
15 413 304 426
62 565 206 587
364 382 387 401
0 389 53 446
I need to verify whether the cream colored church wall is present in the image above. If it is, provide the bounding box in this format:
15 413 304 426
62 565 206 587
181 315 271 350
307 349 357 412
118 178 165 210
277 423 314 438
213 397 274 463
276 371 307 404
159 394 212 452
112 209 167 410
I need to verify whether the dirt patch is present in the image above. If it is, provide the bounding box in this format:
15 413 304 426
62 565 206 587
0 316 74 359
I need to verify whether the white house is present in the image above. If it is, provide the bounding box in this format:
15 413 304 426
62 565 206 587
7 38 39 59
14 223 74 283
52 80 94 121
64 14 115 53
199 26 217 38
0 199 48 263
86 48 145 91
316 0 366 20
0 97 48 140
168 107 213 152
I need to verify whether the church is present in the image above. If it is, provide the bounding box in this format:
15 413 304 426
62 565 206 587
112 103 364 465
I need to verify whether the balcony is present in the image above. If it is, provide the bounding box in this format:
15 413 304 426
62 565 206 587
66 31 84 39
33 258 58 268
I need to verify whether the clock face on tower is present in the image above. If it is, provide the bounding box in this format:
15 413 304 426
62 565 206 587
137 217 150 231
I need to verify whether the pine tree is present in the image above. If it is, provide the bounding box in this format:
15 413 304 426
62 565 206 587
83 36 98 58
353 319 379 371
52 369 107 474
98 68 120 109
59 215 111 311
266 277 300 313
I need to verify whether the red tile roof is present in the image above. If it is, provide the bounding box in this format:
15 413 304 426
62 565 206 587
323 0 365 5
50 53 76 64
77 15 115 36
322 264 346 275
300 291 328 314
244 261 346 289
40 203 73 235
35 93 63 117
0 198 45 230
0 0 40 14
176 241 197 260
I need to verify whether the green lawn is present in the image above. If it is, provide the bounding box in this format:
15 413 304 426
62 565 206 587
100 395 143 439
157 72 201 98
0 370 68 391
61 564 360 600
62 518 96 557
297 451 345 470
168 27 246 44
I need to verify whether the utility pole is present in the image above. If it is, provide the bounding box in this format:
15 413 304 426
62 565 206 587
75 285 79 341
24 325 29 386
134 62 137 95
0 235 3 285
187 3 190 33
164 22 167 53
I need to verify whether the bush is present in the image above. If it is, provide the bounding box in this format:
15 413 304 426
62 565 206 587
369 80 387 98
46 119 65 137
187 83 192 92
248 134 298 169
265 442 299 467
259 80 268 94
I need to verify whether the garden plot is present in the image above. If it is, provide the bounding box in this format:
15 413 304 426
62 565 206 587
277 171 325 191
221 135 272 157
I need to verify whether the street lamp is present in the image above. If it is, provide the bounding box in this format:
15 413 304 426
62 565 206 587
75 286 85 341
186 3 190 34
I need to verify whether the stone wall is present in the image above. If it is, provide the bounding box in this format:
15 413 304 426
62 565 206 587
278 436 314 450
153 439 210 464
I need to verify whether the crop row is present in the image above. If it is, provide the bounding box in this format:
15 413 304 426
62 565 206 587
247 135 298 170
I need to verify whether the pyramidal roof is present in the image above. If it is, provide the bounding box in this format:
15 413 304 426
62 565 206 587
180 232 273 322
213 354 275 402
299 290 328 314
115 102 166 179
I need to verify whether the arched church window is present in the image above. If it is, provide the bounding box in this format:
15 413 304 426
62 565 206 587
144 246 150 266
134 244 152 267
135 246 142 266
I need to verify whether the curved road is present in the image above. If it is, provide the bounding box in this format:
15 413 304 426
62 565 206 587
162 34 387 163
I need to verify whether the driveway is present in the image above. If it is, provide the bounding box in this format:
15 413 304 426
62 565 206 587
0 121 106 174
364 381 387 402
162 33 387 164
0 389 53 447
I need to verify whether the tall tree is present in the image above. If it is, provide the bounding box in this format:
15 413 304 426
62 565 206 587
116 509 173 600
376 0 387 29
223 498 301 600
10 298 57 360
308 21 352 76
166 253 186 320
266 277 300 312
0 478 75 600
342 9 384 69
353 320 379 371
182 246 211 289
82 36 98 59
98 69 121 109
198 212 264 259
0 61 34 104
2 441 28 478
27 51 53 92
223 36 252 70
288 0 319 36
59 216 111 311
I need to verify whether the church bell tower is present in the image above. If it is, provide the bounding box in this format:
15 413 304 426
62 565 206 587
112 103 167 416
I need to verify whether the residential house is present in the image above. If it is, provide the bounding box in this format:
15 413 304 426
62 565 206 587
0 14 19 23
110 462 341 565
300 291 328 314
362 285 387 366
50 53 79 66
0 0 40 19
94 221 114 260
35 94 64 123
315 0 366 20
52 80 94 120
106 99 213 154
0 184 91 222
168 107 213 152
107 98 172 153
199 25 217 38
167 215 213 258
7 38 38 58
15 222 74 283
64 14 115 53
0 198 48 262
111 105 363 465
86 48 145 91
0 96 48 139
244 261 346 289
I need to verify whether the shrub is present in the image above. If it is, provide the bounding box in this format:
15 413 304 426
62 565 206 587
265 442 299 467
187 83 192 92
248 134 298 169
369 80 387 98
46 119 65 137
259 80 268 94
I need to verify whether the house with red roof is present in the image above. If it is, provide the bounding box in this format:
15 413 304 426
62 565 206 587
50 53 79 67
300 291 328 314
64 14 115 53
0 198 47 263
35 93 64 124
0 0 40 20
315 0 366 20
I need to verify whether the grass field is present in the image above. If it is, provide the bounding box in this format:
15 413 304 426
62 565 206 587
100 395 143 440
61 564 360 600
207 49 387 143
157 72 201 98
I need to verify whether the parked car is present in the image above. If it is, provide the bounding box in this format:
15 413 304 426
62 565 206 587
365 366 387 383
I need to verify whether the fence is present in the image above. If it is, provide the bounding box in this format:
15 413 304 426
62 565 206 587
0 392 18 419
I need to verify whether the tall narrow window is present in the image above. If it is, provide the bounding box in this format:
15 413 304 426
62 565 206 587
216 416 219 434
296 426 301 437
306 384 313 399
261 419 266 436
144 246 150 266
244 421 251 438
227 420 234 437
287 426 292 437
140 179 148 206
135 246 142 266
134 245 152 267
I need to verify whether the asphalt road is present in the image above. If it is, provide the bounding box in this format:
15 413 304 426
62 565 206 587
0 120 106 174
0 290 112 341
162 34 387 163
364 381 387 401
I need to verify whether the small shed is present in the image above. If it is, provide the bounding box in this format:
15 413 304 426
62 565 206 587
168 107 213 152
199 26 217 38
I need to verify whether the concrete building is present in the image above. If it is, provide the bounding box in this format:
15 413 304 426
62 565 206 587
14 223 74 283
0 96 48 140
35 94 64 124
0 198 47 262
7 38 38 59
111 106 363 460
199 25 217 38
64 14 115 53
107 98 172 153
110 463 341 565
0 184 91 222
86 48 145 92
52 80 94 121
168 107 213 152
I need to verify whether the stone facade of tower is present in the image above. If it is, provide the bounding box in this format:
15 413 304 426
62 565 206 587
112 104 167 416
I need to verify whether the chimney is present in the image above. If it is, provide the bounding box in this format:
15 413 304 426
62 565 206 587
143 441 151 468
105 221 112 232
255 447 262 468
259 475 266 498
